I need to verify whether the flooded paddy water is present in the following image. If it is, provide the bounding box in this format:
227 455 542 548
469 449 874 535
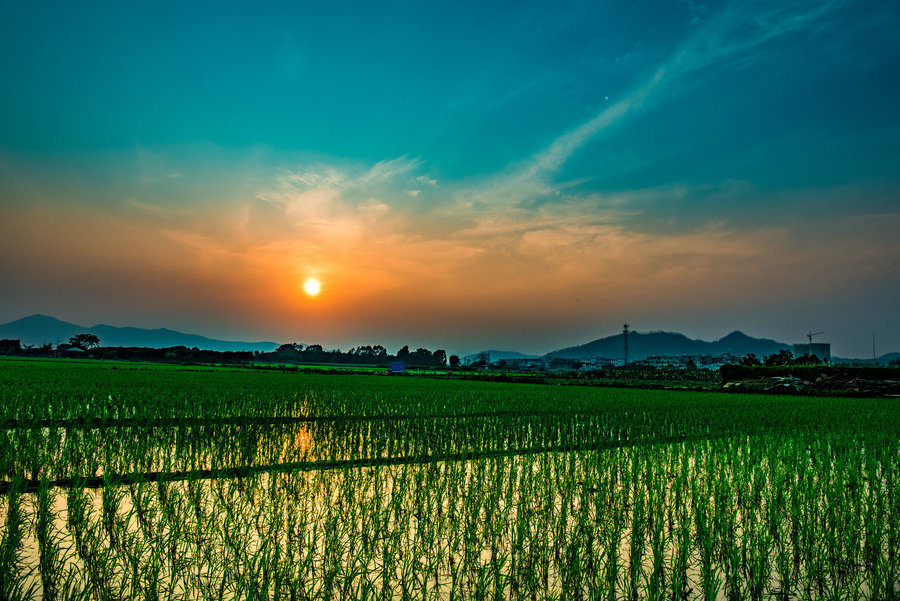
1 360 899 599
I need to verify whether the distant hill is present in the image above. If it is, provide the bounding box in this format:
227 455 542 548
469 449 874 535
546 330 790 362
0 314 279 353
832 352 900 365
464 350 540 362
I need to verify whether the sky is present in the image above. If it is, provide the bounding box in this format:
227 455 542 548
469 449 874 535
1 0 899 358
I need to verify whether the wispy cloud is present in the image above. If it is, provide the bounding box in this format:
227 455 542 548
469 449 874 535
513 0 849 189
241 0 879 293
524 69 667 179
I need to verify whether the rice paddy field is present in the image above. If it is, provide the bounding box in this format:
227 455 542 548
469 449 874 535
1 358 898 600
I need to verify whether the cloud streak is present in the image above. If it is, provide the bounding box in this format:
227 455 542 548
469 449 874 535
516 0 850 189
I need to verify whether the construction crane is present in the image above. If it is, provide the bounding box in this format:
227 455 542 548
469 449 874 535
807 331 824 358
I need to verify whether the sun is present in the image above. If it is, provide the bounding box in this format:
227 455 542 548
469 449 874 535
303 277 322 296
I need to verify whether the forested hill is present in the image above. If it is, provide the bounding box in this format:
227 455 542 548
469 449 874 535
546 330 790 361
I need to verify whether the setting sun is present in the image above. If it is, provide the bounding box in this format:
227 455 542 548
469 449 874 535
303 278 322 296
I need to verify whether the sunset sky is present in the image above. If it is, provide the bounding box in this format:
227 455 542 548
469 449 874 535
2 0 899 358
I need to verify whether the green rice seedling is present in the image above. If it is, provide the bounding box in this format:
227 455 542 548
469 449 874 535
64 483 92 593
71 485 125 601
766 441 795 600
746 510 772 601
693 478 720 600
864 481 891 601
644 466 669 601
602 474 624 601
773 512 793 600
35 478 64 601
719 488 743 600
0 477 37 601
885 457 900 601
625 462 647 601
666 446 693 601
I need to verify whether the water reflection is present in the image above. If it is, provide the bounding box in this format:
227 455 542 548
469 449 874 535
4 412 761 488
6 440 899 600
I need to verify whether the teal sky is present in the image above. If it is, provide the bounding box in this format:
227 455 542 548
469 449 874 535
1 0 899 357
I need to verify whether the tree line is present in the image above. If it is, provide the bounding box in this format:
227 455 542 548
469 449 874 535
0 336 455 368
264 343 454 367
738 350 823 367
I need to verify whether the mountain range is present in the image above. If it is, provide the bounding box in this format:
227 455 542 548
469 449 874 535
463 350 541 362
1 314 896 363
0 314 279 353
545 330 791 362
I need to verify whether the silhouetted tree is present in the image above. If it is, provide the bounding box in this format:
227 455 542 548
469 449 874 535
449 354 460 368
740 353 762 367
69 333 100 351
0 339 21 355
431 349 447 366
792 353 822 366
764 350 794 367
277 343 304 353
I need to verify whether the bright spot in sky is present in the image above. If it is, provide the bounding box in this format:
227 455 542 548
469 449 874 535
303 278 321 296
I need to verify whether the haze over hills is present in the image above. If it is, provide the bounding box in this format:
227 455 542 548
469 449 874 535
546 330 791 362
1 315 896 363
0 314 279 353
462 350 541 362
